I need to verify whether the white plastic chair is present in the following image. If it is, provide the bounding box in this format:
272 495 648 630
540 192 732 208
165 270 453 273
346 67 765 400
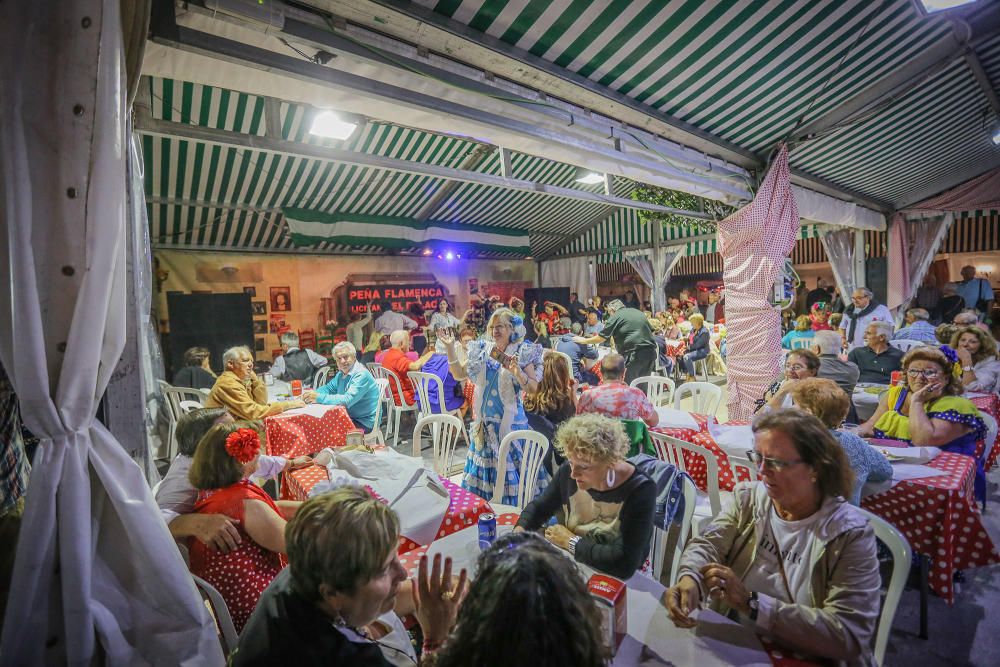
160 384 206 460
492 430 550 509
313 365 336 389
889 339 924 353
727 452 760 483
192 574 239 656
650 432 725 535
366 364 396 442
979 412 997 508
857 508 912 667
371 365 419 448
790 337 813 350
365 377 389 447
650 474 697 586
693 356 710 381
412 414 465 476
673 381 723 416
630 375 675 407
178 400 203 414
408 371 463 421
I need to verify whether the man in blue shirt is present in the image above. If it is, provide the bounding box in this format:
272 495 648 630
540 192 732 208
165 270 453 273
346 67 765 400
892 308 938 343
954 265 994 323
555 323 599 383
302 342 380 432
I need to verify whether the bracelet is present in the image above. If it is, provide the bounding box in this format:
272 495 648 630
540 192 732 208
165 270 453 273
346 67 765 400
421 638 445 655
567 535 581 556
962 366 974 372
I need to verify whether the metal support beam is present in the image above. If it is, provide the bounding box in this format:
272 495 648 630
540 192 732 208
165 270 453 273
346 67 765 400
264 96 283 138
547 233 717 262
136 114 716 219
149 22 749 201
792 10 1000 144
498 147 512 180
537 205 619 260
963 49 1000 116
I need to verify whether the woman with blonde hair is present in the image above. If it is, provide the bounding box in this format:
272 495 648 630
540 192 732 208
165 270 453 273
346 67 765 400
514 414 655 579
951 326 1000 393
782 315 816 349
440 307 548 503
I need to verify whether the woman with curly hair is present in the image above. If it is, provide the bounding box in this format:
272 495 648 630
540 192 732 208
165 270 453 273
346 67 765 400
515 414 655 579
428 532 608 667
859 346 987 499
951 326 1000 393
188 421 300 631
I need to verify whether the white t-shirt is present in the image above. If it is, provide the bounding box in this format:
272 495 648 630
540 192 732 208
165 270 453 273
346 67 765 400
741 506 821 607
839 304 893 349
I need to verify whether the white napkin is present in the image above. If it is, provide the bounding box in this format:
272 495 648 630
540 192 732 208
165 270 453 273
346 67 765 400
282 403 338 419
655 407 700 431
871 444 941 465
706 420 754 455
890 463 947 481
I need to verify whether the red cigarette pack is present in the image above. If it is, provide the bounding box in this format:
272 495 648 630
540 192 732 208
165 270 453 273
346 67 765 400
588 574 627 655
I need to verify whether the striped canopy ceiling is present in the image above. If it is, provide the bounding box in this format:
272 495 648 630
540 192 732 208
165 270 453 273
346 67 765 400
411 0 1000 205
144 0 1000 260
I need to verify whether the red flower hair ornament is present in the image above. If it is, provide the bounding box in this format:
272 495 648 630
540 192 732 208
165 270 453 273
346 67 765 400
225 428 261 464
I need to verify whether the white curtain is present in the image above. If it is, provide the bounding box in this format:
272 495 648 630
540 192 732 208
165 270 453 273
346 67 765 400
819 226 858 304
659 244 688 312
0 1 223 663
539 256 596 300
623 249 655 297
895 212 955 323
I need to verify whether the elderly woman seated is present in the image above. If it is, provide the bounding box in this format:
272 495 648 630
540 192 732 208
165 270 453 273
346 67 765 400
757 349 820 412
430 532 609 667
784 378 892 505
205 345 304 420
233 486 464 665
666 409 880 664
514 414 656 579
188 422 301 631
859 345 987 499
952 326 1000 394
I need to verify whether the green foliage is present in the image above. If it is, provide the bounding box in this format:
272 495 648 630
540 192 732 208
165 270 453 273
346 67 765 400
631 185 732 234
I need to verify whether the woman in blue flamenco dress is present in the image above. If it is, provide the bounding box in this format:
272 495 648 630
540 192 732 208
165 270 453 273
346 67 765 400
439 307 549 504
859 345 988 501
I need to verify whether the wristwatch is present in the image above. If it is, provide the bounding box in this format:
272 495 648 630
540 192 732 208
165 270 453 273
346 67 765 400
567 536 581 556
962 366 974 372
747 591 760 621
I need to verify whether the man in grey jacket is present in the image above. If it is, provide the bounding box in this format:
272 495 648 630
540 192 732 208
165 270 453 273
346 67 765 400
813 330 860 397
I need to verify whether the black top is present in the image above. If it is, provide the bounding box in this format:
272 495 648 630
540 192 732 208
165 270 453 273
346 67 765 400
516 461 655 579
806 287 832 311
600 308 657 354
281 348 317 385
568 300 587 324
847 345 904 384
231 569 393 667
172 365 216 391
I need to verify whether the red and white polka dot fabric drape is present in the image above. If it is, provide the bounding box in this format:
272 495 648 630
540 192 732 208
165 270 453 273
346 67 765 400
717 145 799 421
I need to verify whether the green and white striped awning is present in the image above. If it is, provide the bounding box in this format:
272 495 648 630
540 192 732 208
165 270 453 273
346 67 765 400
410 0 999 207
143 76 632 258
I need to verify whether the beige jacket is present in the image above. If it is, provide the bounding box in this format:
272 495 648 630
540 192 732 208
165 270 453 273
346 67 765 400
205 370 294 421
678 482 879 667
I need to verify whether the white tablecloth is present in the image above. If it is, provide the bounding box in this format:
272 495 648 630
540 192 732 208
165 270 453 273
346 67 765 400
266 379 291 402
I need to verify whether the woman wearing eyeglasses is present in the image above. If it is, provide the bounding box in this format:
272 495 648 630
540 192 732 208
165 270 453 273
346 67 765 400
858 345 987 499
666 409 880 665
756 350 820 412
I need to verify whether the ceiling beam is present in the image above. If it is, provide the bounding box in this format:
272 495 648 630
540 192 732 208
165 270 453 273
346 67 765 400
309 0 897 211
536 204 620 260
894 153 1000 210
136 113 715 220
148 18 749 202
791 9 1000 144
413 144 493 222
963 48 1000 116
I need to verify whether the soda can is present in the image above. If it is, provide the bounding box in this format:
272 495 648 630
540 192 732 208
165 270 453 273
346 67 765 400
477 513 497 550
291 379 303 397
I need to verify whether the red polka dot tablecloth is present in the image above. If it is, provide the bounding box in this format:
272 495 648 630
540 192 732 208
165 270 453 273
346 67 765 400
651 414 752 493
969 393 1000 470
263 405 356 458
397 512 520 575
285 465 491 553
861 451 1000 604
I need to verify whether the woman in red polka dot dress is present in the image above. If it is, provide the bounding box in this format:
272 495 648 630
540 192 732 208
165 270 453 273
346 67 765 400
188 422 298 632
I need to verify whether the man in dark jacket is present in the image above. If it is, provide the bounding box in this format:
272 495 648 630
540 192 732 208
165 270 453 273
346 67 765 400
574 300 657 383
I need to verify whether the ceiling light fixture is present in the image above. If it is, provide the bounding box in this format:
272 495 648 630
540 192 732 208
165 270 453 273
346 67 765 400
992 125 1000 146
574 167 605 185
913 0 978 16
309 110 358 140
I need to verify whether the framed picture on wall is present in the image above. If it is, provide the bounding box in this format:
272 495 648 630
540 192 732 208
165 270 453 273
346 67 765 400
254 338 265 351
251 301 267 315
252 320 267 334
270 286 291 312
243 286 257 297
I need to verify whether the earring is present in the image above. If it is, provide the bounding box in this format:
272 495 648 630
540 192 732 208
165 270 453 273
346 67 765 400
606 467 616 488
811 477 817 483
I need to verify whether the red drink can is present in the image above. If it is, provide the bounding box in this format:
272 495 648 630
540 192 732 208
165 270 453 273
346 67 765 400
890 371 901 386
589 574 627 656
291 379 303 397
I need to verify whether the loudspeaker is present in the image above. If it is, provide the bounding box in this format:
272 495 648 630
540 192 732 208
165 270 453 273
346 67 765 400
167 292 254 378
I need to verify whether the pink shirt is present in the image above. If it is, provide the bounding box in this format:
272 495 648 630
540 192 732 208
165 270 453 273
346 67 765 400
577 381 657 427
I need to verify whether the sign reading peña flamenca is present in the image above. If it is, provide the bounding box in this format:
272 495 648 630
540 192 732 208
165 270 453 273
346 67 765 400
345 284 447 316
